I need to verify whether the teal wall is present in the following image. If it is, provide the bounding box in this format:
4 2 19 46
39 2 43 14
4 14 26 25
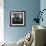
4 0 40 42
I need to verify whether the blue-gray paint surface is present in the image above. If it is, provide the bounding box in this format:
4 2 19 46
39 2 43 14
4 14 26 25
4 0 40 42
40 0 46 27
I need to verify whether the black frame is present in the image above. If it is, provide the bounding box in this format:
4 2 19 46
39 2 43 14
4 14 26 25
10 11 26 27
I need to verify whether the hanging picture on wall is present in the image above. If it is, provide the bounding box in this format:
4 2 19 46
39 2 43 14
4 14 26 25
10 11 26 27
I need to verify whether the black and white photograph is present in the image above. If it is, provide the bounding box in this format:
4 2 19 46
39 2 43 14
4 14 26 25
10 11 26 27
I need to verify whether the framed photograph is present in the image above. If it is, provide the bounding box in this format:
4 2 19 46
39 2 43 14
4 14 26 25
10 11 26 27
